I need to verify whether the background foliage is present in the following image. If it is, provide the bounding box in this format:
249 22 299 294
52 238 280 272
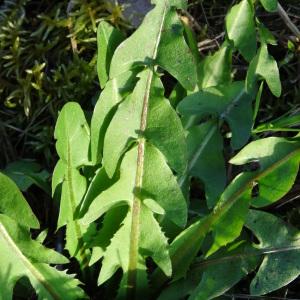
0 0 127 168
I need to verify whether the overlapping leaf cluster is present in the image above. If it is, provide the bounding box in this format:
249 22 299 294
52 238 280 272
153 0 300 299
3 0 300 299
48 0 300 299
53 0 197 298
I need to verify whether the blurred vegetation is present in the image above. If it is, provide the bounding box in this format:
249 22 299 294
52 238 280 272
0 0 128 168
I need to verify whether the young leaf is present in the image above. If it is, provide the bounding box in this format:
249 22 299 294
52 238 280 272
53 102 90 263
109 0 197 91
246 43 281 97
252 82 264 126
246 210 300 295
257 22 277 45
226 0 256 61
97 21 125 89
36 229 48 244
181 16 201 84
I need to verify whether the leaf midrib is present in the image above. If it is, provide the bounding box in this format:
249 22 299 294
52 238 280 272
193 244 300 272
127 2 168 298
66 139 90 266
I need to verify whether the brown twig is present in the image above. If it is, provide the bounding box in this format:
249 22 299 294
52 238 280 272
278 2 300 39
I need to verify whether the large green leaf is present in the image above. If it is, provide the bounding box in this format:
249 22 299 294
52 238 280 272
53 102 90 263
246 210 300 295
109 0 197 91
82 144 185 292
178 81 255 149
103 70 187 177
97 21 125 89
226 0 256 61
0 173 39 229
246 43 281 97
